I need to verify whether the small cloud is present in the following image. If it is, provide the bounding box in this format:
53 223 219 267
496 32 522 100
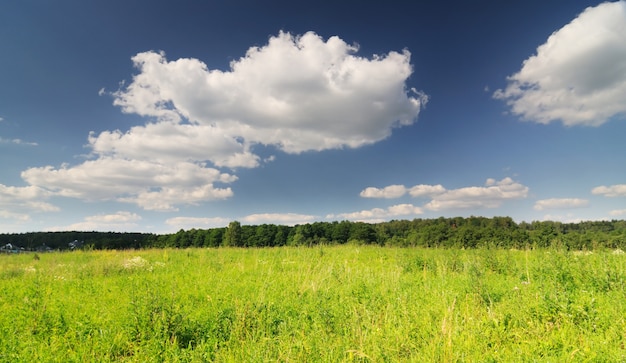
241 213 317 226
387 203 424 216
360 184 407 199
47 211 142 232
0 137 38 146
165 216 231 229
592 184 626 197
329 203 422 223
534 198 589 211
424 177 528 211
494 1 626 126
356 177 527 212
541 213 585 223
609 209 626 217
98 87 106 96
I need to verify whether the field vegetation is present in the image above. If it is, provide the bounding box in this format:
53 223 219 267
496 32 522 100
1 245 626 362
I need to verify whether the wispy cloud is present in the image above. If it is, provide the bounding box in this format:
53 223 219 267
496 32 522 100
0 184 59 222
241 213 317 225
592 184 626 197
328 203 423 223
0 137 38 146
534 198 589 211
540 214 586 223
165 216 231 229
494 1 626 126
47 211 142 232
165 213 317 230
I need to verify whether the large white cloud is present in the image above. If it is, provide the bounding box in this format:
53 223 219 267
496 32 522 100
20 31 426 211
494 1 626 126
111 31 427 153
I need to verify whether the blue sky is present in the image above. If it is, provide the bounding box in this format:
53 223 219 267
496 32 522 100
1 0 625 233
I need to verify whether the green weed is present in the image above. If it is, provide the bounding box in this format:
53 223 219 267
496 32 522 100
1 247 626 361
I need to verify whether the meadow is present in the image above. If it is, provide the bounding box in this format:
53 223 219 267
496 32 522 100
1 245 625 362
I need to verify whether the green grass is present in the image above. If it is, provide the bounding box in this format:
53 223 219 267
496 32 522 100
1 246 626 362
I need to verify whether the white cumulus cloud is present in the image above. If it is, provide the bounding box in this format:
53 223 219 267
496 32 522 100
534 198 590 211
21 159 235 211
494 1 626 126
357 178 527 212
360 184 407 198
88 122 260 169
111 31 427 154
360 183 446 199
592 184 626 197
19 31 426 211
424 178 528 211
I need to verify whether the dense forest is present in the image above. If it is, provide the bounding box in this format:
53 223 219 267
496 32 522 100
2 217 626 252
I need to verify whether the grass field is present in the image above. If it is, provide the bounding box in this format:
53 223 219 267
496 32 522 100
1 245 625 362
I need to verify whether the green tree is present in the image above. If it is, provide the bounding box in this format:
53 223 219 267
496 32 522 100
223 221 242 247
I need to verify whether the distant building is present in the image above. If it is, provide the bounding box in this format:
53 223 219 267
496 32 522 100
1 243 23 254
69 240 85 250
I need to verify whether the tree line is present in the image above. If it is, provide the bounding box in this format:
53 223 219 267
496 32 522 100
2 217 626 251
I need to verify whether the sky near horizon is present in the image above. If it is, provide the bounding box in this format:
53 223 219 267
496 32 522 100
1 0 625 233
